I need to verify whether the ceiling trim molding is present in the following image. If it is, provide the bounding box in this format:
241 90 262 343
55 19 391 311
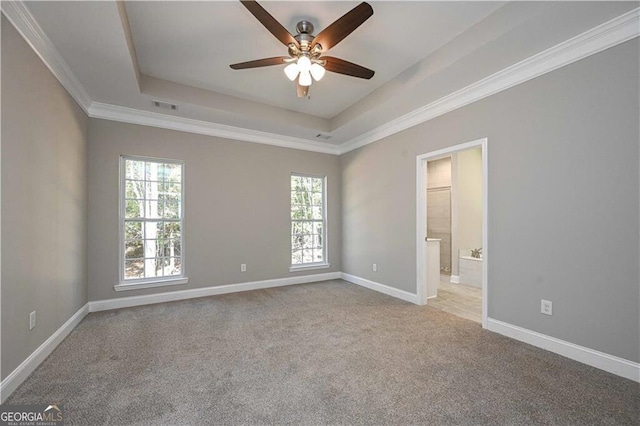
338 7 640 155
88 102 341 155
3 2 638 156
2 0 338 155
1 1 92 113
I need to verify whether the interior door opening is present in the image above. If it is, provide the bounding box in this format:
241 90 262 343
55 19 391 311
416 138 488 328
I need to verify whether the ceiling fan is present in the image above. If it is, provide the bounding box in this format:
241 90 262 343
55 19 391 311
230 0 375 98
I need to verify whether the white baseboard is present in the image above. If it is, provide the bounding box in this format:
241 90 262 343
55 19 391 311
89 272 341 312
450 275 460 283
0 303 90 403
487 318 640 383
340 273 418 304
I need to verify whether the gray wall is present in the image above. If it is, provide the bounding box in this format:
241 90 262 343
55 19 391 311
1 18 89 380
88 119 341 301
341 39 639 363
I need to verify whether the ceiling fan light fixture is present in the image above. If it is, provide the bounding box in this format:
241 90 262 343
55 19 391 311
284 63 299 81
310 63 326 81
299 70 312 86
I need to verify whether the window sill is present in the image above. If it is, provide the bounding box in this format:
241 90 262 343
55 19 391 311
289 263 331 273
114 277 189 292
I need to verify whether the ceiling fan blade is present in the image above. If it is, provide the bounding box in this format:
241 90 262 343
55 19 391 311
230 56 290 70
240 1 299 48
311 2 373 52
322 56 374 79
296 80 309 98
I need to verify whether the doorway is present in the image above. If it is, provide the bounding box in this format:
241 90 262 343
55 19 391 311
416 138 488 328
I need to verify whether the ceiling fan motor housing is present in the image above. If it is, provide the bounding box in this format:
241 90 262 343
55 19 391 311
296 20 314 35
294 20 316 54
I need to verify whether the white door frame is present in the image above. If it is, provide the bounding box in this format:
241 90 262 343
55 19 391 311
416 137 488 328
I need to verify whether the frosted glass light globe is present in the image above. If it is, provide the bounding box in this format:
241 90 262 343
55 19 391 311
299 70 312 86
310 63 325 81
284 63 299 81
297 56 311 73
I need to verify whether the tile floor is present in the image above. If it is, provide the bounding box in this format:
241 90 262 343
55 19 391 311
428 275 482 323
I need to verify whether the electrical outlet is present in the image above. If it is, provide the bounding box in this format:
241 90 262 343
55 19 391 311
29 311 36 330
372 263 378 272
240 264 247 272
541 299 553 316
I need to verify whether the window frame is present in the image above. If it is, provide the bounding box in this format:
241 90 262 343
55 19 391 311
289 172 330 272
115 155 187 291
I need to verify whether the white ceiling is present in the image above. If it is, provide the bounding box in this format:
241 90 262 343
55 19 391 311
125 1 504 119
19 1 638 147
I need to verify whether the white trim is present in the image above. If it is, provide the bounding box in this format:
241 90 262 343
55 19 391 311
118 155 186 286
480 141 489 329
450 275 460 284
88 102 341 155
4 2 637 155
487 318 640 383
90 272 341 312
416 158 427 306
0 1 335 155
416 138 488 329
338 8 640 155
114 277 188 292
290 173 329 269
0 1 92 112
289 264 330 273
0 303 89 403
340 273 418 304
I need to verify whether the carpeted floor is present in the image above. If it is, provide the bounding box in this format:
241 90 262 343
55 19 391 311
5 280 639 425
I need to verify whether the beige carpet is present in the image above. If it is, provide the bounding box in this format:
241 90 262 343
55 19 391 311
5 280 639 425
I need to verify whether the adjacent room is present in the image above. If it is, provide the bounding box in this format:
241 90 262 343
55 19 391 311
2 1 639 424
425 147 484 324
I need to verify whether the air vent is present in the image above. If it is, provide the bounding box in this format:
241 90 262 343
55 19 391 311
316 133 332 140
152 100 178 111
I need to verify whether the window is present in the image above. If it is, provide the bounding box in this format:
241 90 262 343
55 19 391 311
290 173 328 270
118 156 185 289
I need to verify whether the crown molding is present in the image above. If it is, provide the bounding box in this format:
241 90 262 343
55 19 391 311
1 1 92 113
88 102 341 155
3 1 638 156
2 0 337 155
338 7 640 155
1 0 333 153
